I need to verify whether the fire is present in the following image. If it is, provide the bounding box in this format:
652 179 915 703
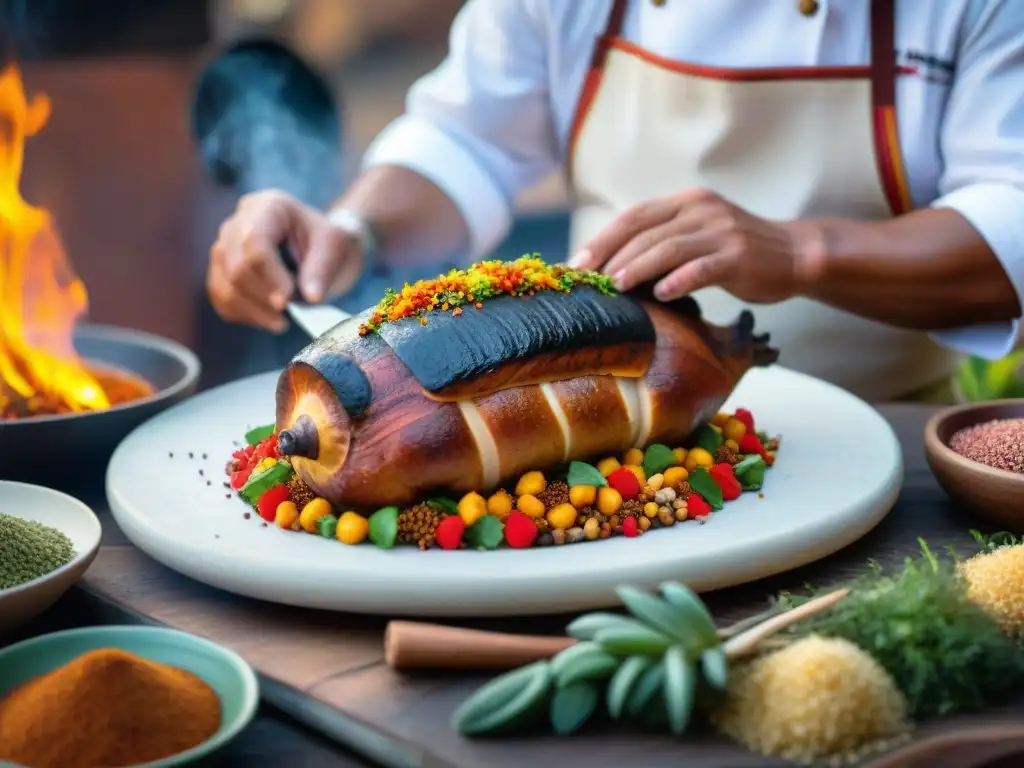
0 63 112 418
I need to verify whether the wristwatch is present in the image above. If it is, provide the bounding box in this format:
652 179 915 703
325 206 378 257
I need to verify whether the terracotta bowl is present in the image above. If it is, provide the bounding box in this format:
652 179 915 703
924 400 1024 531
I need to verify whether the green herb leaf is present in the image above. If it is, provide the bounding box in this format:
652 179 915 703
244 423 275 446
565 612 639 641
694 426 722 455
659 582 718 645
465 515 505 550
733 455 767 491
626 659 666 718
567 461 607 488
615 585 705 649
552 643 619 688
549 682 599 735
368 506 399 549
663 645 697 735
687 468 723 510
699 646 728 691
452 661 553 735
970 529 1023 553
427 497 458 515
642 444 676 479
594 624 674 656
607 655 655 719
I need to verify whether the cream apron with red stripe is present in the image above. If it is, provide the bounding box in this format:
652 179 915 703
569 0 957 401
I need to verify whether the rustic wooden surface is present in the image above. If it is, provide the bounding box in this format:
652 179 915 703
71 404 1024 768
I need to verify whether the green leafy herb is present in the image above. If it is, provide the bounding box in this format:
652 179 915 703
244 423 275 446
427 497 459 515
465 515 505 550
641 444 676 479
694 426 722 455
452 582 727 737
687 468 724 510
955 351 1024 402
567 461 607 488
733 454 767 491
969 529 1024 553
239 460 293 504
550 683 599 735
368 506 399 549
780 540 1024 717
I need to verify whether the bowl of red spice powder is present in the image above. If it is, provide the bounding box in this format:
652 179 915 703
925 400 1024 530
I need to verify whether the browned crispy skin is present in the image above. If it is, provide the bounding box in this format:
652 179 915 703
425 341 654 401
278 299 766 510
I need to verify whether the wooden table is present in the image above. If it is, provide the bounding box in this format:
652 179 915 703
17 404 1024 767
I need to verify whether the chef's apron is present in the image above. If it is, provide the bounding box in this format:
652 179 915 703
568 0 958 402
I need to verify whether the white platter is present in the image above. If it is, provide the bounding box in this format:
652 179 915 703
107 367 902 617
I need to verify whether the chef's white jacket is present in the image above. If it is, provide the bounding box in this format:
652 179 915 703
362 0 1024 358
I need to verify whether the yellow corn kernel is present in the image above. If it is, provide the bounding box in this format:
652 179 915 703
569 484 596 508
256 457 278 472
684 447 714 472
274 501 299 530
457 491 488 527
622 464 646 486
517 493 546 519
623 448 644 467
643 501 659 519
336 511 369 545
597 486 623 516
722 417 747 443
486 490 514 519
711 412 731 428
299 498 332 533
597 457 621 477
671 447 688 466
546 503 578 530
663 466 689 487
515 470 547 497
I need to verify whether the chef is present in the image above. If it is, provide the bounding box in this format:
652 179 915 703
206 0 1024 401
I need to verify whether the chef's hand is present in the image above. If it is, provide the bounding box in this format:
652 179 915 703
206 190 363 333
569 189 820 303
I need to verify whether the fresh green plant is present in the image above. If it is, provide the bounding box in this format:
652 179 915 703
451 582 727 737
955 352 1024 402
779 540 1024 717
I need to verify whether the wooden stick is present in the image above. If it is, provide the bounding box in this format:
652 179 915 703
384 589 848 671
722 588 849 659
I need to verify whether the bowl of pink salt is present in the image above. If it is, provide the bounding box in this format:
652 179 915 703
924 400 1024 530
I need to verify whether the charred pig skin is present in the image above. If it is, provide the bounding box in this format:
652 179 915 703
276 287 777 511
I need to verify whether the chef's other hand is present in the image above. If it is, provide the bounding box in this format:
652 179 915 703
569 189 819 304
207 190 363 333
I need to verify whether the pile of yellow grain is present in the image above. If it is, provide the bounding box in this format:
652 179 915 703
714 635 910 765
960 544 1024 638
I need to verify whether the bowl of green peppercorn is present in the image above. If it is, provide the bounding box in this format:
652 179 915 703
0 481 102 635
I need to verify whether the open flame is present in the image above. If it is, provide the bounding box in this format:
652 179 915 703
0 63 113 418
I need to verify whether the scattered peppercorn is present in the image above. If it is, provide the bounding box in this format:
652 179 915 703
620 499 644 518
713 444 738 465
286 475 316 510
536 480 570 509
398 503 445 550
675 480 693 500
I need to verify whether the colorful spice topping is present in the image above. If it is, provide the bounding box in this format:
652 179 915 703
950 418 1024 474
0 513 75 590
0 648 220 768
357 255 618 335
224 408 780 552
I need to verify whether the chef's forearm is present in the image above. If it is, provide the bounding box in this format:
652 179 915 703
797 209 1021 330
333 165 470 265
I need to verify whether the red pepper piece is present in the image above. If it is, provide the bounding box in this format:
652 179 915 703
739 433 766 457
688 493 712 518
435 515 466 550
622 516 639 537
734 408 755 433
709 463 742 501
504 511 538 549
606 467 642 500
229 469 250 490
256 484 291 521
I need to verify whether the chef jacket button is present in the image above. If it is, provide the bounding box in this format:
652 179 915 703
799 0 820 15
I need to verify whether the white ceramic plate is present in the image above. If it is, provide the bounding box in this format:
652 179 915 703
0 482 102 633
107 367 902 617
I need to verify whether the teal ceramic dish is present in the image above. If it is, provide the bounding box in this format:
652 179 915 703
0 626 259 767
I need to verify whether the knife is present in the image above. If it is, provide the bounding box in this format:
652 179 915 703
278 244 352 338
